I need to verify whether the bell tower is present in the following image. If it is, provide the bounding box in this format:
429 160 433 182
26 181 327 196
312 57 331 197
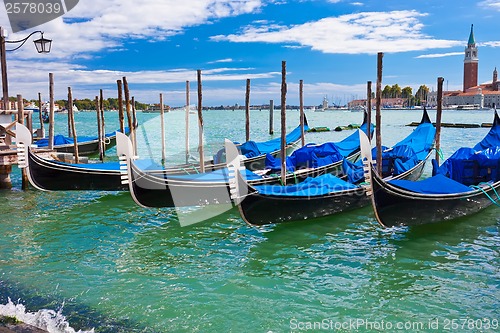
463 24 478 92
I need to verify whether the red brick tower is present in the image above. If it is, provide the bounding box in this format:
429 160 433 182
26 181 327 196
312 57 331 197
463 24 478 92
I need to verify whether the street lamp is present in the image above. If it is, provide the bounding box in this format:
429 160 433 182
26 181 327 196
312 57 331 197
0 27 52 110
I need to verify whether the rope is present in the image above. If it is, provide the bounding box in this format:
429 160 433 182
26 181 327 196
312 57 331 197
469 184 500 207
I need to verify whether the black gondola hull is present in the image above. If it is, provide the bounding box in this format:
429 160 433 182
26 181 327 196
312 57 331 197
128 153 357 208
27 148 126 191
370 169 500 228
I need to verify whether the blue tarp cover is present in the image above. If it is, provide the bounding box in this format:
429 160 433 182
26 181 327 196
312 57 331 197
342 159 364 184
391 122 436 160
239 124 309 157
254 173 358 197
264 122 374 172
435 146 500 185
164 167 263 182
265 142 344 172
473 123 500 151
35 128 128 147
389 174 472 194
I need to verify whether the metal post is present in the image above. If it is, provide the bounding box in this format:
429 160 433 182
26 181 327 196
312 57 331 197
197 70 205 173
435 77 444 164
299 79 305 147
375 53 383 174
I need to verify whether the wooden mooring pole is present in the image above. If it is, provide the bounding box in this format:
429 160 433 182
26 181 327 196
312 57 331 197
17 94 28 189
160 93 166 164
117 80 124 133
100 89 106 157
68 87 79 163
96 96 103 161
375 53 383 174
48 73 55 151
299 79 305 147
245 79 250 142
185 80 190 163
38 92 44 137
123 77 135 152
435 77 444 164
367 81 372 139
197 70 205 173
269 99 274 135
280 61 287 186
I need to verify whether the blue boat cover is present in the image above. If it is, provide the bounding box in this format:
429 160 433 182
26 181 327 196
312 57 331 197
239 124 309 157
264 122 374 172
473 119 500 151
254 173 358 197
35 128 128 147
164 167 263 182
265 142 344 172
388 174 472 194
435 146 500 185
392 122 436 161
370 122 435 175
342 159 364 184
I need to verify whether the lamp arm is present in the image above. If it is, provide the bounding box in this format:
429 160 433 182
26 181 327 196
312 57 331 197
5 30 44 52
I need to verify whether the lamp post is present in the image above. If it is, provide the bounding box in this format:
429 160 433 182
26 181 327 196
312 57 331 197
0 27 52 110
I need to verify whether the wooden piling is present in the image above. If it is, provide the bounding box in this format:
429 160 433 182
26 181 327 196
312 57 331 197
17 95 28 190
38 92 44 137
435 77 444 164
160 93 166 163
67 92 72 138
48 73 55 150
117 80 124 133
375 53 383 174
68 87 79 163
100 89 106 157
123 77 134 150
280 61 287 185
96 96 103 161
245 79 250 142
132 96 137 155
366 81 372 139
197 70 205 173
185 80 190 164
299 80 305 147
269 99 274 135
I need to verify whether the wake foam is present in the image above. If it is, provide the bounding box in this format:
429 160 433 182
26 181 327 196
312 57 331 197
0 298 94 333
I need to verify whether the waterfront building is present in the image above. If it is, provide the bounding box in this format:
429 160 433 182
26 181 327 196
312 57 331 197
428 24 500 109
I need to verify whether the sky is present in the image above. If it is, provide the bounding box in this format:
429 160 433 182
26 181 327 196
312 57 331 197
0 0 499 107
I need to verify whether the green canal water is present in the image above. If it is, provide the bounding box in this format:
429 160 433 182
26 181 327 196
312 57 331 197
0 109 498 332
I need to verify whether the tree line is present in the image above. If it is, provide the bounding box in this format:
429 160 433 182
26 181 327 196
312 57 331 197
10 96 149 111
381 84 430 106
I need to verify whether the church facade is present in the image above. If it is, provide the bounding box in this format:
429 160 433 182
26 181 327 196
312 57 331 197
428 24 500 109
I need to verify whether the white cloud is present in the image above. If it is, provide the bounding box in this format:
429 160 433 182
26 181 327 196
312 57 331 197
208 58 234 64
478 0 500 11
0 0 265 59
480 41 500 47
211 10 464 54
350 2 364 5
415 52 463 59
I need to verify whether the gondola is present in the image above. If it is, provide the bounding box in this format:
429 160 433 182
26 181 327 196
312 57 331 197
16 124 128 191
363 109 500 228
14 118 308 192
119 113 373 208
33 128 127 156
228 109 436 226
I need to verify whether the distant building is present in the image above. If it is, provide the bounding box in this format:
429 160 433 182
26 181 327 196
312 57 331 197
428 24 500 108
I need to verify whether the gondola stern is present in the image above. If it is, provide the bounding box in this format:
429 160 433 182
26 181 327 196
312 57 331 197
15 123 33 169
224 139 251 205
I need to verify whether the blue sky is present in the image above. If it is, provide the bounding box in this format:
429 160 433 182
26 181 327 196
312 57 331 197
1 0 499 106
